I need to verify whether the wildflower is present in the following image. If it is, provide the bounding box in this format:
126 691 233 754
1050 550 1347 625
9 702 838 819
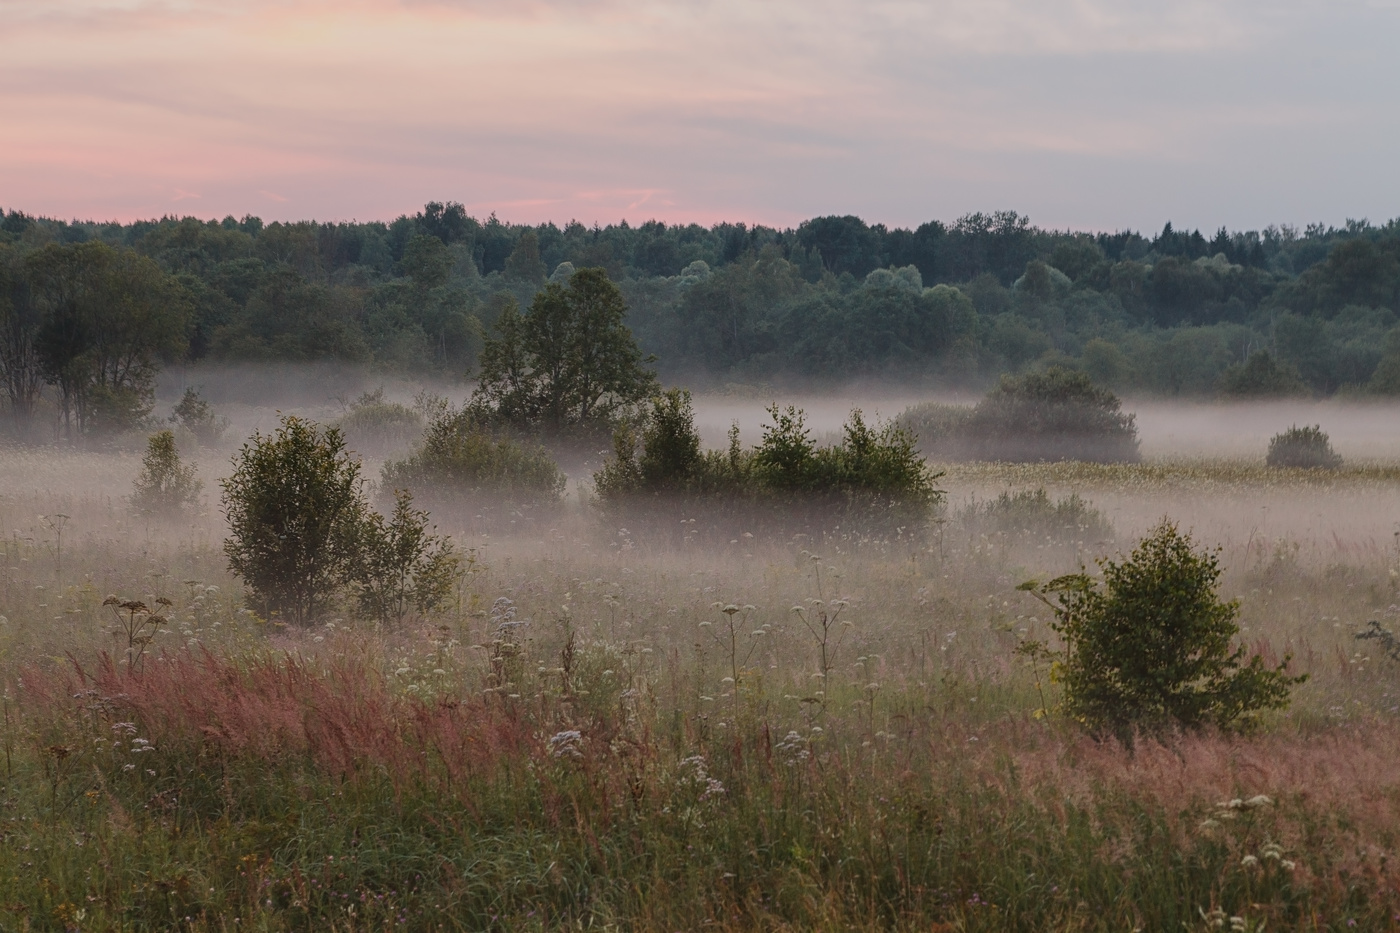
1261 843 1283 861
1281 860 1295 871
547 730 584 759
1241 855 1259 868
1244 794 1274 809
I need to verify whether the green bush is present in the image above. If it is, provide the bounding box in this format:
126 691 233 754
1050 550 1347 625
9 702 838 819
221 416 367 626
382 404 566 504
350 489 460 627
333 388 424 456
595 391 943 536
169 387 228 447
131 429 201 516
895 401 972 455
953 366 1140 463
1021 520 1304 736
959 488 1113 543
1266 424 1342 469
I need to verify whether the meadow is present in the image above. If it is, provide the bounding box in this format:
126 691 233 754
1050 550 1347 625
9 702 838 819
2 405 1400 932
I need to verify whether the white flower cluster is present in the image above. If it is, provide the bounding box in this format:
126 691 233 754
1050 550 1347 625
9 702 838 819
548 730 584 760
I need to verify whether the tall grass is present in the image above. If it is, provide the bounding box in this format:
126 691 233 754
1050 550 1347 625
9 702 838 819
3 445 1400 929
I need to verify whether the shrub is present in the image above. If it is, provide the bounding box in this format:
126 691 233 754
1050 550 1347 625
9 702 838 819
895 401 971 455
959 488 1113 543
1021 520 1304 735
954 366 1140 463
351 489 461 627
169 387 228 447
221 416 367 626
595 394 943 535
131 429 201 516
382 404 566 504
1266 424 1342 469
334 387 424 456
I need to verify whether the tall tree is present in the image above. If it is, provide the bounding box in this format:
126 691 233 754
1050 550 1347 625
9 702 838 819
26 242 189 438
471 267 658 438
0 246 44 437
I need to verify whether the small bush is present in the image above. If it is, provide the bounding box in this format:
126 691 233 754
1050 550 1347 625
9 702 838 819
1021 520 1304 736
1266 424 1342 469
382 404 566 505
953 367 1139 463
169 387 228 447
334 388 424 456
959 488 1113 543
895 401 972 455
131 429 201 516
351 489 461 627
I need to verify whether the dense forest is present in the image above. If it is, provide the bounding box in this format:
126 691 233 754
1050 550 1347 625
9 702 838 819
2 203 1400 439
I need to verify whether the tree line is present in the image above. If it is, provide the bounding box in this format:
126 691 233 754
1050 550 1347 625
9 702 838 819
3 204 1400 439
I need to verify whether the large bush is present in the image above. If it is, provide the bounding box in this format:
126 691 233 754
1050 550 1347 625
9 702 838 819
595 390 943 536
382 404 566 505
1021 520 1304 735
221 417 367 626
1266 424 1342 469
951 366 1139 463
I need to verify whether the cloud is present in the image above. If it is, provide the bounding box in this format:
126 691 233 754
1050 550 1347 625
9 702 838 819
0 0 1397 228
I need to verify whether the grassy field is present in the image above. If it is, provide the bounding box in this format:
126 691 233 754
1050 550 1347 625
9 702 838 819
2 443 1400 931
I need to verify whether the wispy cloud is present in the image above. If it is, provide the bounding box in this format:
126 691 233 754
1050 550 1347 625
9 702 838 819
0 0 1396 228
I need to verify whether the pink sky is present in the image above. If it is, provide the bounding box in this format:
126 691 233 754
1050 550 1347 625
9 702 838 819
2 1 1398 230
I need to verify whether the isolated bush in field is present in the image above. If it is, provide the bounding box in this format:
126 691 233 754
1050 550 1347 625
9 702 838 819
221 416 367 626
382 404 565 503
595 397 942 532
334 387 424 455
130 429 201 516
352 489 460 627
1266 424 1343 469
1021 519 1304 736
169 387 228 447
1218 350 1309 398
960 488 1113 542
956 366 1140 463
593 387 703 499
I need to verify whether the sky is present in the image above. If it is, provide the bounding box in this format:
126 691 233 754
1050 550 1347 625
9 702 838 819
1 0 1399 232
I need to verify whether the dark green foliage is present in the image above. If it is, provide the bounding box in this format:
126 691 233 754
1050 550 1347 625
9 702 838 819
470 267 659 440
595 395 942 536
8 207 1400 399
382 404 566 504
960 488 1113 543
351 489 460 627
1218 350 1309 398
1265 424 1343 469
169 386 228 446
953 366 1140 463
1022 520 1304 735
221 416 367 626
131 430 201 516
